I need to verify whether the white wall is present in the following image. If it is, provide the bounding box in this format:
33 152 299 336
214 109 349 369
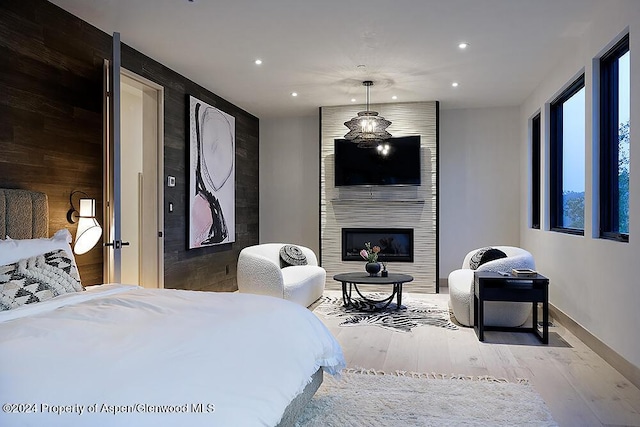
259 116 320 255
439 107 522 277
520 1 640 369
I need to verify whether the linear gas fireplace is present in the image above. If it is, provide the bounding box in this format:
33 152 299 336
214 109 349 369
342 228 414 263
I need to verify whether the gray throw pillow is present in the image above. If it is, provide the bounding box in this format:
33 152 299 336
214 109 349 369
279 245 308 268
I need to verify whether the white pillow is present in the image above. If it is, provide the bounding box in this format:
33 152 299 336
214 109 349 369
0 248 84 311
0 229 77 268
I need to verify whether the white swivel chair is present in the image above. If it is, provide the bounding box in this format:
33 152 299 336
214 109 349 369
448 246 535 327
237 243 325 307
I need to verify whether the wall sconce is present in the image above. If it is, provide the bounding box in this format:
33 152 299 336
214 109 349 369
67 191 103 255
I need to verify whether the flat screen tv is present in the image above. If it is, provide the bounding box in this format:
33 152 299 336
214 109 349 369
334 136 421 186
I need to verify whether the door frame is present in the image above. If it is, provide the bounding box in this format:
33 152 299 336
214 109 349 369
121 68 165 289
103 64 165 288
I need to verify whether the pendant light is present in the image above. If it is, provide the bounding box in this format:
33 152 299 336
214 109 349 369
343 81 392 148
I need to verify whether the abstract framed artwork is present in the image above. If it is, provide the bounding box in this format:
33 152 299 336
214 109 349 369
188 95 235 248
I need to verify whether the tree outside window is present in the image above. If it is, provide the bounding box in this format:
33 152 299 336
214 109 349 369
600 35 629 241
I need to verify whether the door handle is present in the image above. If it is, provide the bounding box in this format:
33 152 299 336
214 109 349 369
105 240 131 249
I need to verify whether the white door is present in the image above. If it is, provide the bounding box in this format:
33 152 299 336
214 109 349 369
104 32 164 288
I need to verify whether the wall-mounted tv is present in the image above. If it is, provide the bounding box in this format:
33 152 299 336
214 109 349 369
334 136 421 187
334 136 421 186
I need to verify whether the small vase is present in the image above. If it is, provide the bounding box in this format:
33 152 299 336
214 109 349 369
365 262 381 276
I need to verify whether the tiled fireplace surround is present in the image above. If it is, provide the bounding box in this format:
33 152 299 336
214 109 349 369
320 102 438 293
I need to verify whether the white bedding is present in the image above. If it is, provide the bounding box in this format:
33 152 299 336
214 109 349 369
0 285 345 426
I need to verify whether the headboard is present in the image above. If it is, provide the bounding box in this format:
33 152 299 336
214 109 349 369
0 189 49 239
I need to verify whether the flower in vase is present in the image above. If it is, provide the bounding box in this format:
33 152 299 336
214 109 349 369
360 242 381 263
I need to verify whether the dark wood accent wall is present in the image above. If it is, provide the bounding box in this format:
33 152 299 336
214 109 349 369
0 0 259 291
0 0 109 285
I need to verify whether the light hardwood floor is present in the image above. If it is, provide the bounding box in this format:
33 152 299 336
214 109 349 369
312 289 640 427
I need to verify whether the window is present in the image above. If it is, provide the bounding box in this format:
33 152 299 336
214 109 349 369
600 34 629 242
550 75 585 234
531 113 541 229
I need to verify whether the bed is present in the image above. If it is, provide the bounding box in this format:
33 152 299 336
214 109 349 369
0 189 345 427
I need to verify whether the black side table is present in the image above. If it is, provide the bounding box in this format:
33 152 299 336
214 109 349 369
473 271 549 344
333 272 414 311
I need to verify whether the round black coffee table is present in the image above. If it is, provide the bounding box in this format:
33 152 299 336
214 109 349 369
333 272 414 311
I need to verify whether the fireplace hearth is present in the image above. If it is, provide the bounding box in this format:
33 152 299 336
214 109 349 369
342 228 414 263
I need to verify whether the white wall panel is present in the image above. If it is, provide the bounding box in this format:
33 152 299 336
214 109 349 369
320 102 438 293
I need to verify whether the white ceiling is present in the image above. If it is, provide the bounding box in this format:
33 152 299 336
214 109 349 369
50 0 605 119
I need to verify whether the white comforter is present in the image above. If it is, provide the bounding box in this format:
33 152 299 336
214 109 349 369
0 285 345 427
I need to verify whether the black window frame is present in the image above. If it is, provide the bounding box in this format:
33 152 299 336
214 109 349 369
549 74 585 235
531 113 541 229
599 34 630 243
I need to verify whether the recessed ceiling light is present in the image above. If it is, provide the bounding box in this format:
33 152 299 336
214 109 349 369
291 92 298 97
254 59 262 65
351 98 357 102
391 95 398 100
458 42 469 49
451 82 459 87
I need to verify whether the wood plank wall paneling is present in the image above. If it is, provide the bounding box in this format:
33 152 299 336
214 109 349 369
320 102 438 293
0 0 108 285
0 0 260 291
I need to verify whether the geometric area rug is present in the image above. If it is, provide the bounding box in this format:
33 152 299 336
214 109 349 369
296 369 558 427
314 292 458 333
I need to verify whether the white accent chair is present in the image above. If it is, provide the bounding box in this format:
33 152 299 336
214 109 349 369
237 243 325 307
448 246 535 327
